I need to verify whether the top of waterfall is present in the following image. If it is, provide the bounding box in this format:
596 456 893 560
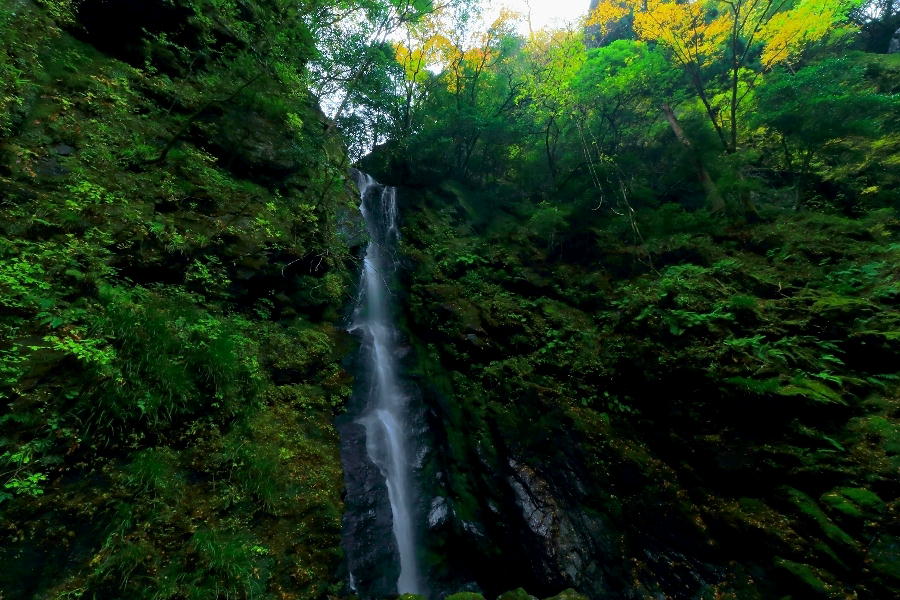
350 169 376 195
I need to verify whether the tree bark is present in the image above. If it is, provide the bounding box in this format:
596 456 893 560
545 116 558 185
661 103 726 213
688 68 729 152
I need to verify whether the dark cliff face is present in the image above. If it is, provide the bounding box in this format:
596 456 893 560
72 0 199 65
338 376 435 599
339 417 401 597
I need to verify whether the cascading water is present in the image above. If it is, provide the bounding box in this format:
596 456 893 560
345 171 423 596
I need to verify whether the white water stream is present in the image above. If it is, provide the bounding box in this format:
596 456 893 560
350 172 422 595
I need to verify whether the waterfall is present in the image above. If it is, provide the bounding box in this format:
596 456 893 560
348 171 423 596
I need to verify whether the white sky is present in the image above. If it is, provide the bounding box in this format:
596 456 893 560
483 0 593 33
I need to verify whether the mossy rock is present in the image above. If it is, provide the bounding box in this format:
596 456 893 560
497 588 537 600
542 590 589 600
446 593 486 600
861 416 900 455
774 558 835 597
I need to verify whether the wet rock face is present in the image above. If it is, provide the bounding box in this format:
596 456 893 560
338 419 399 598
428 496 451 529
507 460 612 599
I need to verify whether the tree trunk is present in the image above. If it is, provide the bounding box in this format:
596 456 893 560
688 68 729 152
545 117 558 185
661 103 726 213
730 63 739 153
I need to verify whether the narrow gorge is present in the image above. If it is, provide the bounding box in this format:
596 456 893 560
0 2 898 600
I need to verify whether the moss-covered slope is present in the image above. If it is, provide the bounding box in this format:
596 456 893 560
398 181 900 599
0 2 357 598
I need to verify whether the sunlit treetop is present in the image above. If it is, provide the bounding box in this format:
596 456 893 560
394 6 521 92
588 0 865 69
518 27 587 112
758 0 864 66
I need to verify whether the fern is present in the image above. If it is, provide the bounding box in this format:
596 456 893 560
779 377 846 405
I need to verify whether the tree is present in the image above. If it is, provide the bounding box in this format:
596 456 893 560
753 56 899 205
573 39 726 210
310 0 437 124
405 6 522 176
589 0 866 154
393 20 447 135
573 40 675 155
517 26 587 183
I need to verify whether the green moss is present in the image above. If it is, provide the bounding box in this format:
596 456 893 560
774 558 832 596
820 491 865 519
497 588 537 600
837 487 885 512
860 416 900 454
728 293 760 311
446 592 486 600
542 589 590 600
124 448 182 499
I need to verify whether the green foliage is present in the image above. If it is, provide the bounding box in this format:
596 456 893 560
189 528 269 598
820 487 886 519
575 40 674 102
774 558 833 596
0 3 51 137
124 448 181 498
784 487 858 550
755 58 897 148
526 201 571 243
722 335 849 404
2 471 48 501
2 0 899 598
445 592 486 600
382 2 900 596
0 0 354 597
185 255 232 296
616 262 738 336
68 285 265 426
399 128 900 596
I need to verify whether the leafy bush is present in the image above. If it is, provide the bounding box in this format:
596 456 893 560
68 285 264 427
